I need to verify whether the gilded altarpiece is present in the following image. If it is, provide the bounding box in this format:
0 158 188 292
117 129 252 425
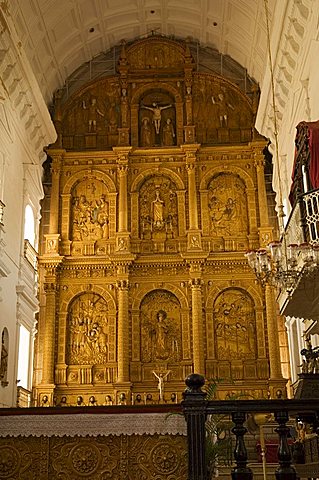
35 35 287 408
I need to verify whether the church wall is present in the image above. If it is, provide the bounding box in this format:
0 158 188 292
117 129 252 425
0 13 56 407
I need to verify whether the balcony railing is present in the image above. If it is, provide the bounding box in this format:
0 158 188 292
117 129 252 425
182 374 319 480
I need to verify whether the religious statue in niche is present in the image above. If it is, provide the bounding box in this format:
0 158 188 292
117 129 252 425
208 174 248 237
139 92 176 147
139 176 178 240
213 289 256 361
67 293 109 365
71 179 110 242
140 290 181 363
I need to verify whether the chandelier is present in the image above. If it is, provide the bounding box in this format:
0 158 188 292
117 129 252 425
245 242 319 292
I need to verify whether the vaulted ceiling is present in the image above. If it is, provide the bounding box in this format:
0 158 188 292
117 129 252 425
11 0 276 104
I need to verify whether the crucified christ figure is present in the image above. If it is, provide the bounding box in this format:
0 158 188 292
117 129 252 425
141 102 172 134
153 370 171 402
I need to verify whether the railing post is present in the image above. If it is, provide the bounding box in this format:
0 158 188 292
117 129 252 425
182 373 207 480
274 410 297 480
231 411 253 480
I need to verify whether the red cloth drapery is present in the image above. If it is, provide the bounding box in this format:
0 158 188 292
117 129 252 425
306 120 319 189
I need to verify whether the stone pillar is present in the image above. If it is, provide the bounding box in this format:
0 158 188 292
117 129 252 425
41 266 59 391
265 284 283 380
189 265 205 375
116 278 130 383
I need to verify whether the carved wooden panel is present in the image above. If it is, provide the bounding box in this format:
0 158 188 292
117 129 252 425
0 434 187 479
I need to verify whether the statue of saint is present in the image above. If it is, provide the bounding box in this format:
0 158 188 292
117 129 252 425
141 102 172 134
141 117 152 146
152 190 164 227
162 118 175 146
82 97 104 133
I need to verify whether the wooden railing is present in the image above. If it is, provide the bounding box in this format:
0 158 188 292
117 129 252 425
182 374 319 480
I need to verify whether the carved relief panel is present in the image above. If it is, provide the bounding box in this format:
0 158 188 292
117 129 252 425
71 178 110 243
139 91 176 147
62 78 121 149
139 176 178 241
140 290 181 363
66 293 109 365
208 173 248 238
193 74 253 144
213 288 256 361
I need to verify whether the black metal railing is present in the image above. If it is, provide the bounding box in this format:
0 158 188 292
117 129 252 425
182 374 319 480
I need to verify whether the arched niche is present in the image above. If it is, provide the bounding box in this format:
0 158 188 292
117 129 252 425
207 173 249 237
66 292 110 366
130 82 183 146
140 289 182 364
213 288 257 362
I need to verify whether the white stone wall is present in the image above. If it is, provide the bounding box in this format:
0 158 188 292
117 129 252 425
0 13 56 406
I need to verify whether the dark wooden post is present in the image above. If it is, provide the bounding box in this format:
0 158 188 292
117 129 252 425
182 373 207 480
275 410 297 480
231 411 253 480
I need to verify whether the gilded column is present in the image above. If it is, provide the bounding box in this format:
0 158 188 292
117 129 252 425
116 278 130 383
45 149 64 254
254 147 273 247
189 266 205 375
265 284 282 380
41 265 59 392
118 164 128 233
113 147 132 251
182 144 202 250
254 153 269 227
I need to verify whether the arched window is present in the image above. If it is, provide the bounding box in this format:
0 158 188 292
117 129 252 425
0 327 9 386
24 204 35 247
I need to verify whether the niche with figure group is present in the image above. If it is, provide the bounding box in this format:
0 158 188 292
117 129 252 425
139 91 176 147
66 293 109 366
71 178 110 243
213 288 256 361
208 173 248 239
140 290 181 364
139 175 178 240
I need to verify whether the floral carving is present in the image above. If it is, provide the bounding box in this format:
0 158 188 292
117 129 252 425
151 443 178 474
0 446 20 478
71 444 100 474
